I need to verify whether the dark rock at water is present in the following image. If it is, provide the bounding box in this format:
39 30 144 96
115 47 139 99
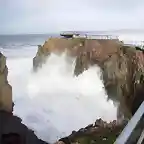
58 119 128 144
0 111 49 144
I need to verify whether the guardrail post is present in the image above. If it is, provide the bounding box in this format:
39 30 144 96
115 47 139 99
114 101 144 144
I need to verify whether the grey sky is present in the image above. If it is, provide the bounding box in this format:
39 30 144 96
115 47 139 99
0 0 144 34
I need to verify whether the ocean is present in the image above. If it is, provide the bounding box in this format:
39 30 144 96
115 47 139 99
0 33 141 143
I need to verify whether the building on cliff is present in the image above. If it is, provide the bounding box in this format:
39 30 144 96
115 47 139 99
60 31 80 38
60 31 119 40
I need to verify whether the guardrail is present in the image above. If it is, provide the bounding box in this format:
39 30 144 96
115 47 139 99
114 101 144 144
60 32 144 48
60 32 119 40
74 34 119 40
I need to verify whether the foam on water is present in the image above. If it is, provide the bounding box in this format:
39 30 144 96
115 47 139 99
6 48 117 143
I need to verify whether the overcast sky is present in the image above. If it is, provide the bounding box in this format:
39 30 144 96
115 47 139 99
0 0 144 34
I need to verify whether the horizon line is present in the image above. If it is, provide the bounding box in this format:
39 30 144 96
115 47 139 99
1 29 144 35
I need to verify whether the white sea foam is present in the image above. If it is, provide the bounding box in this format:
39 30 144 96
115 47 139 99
3 32 144 142
6 49 117 143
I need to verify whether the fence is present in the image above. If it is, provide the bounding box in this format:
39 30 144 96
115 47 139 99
60 32 144 48
114 101 144 144
73 34 119 40
60 32 119 40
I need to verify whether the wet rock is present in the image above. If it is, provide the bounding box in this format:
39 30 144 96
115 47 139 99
0 111 49 144
59 119 127 144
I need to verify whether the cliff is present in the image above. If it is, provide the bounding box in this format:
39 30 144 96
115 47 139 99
0 111 48 144
0 52 12 112
33 37 85 71
33 36 144 143
33 38 121 72
74 44 144 119
0 52 48 144
33 37 144 119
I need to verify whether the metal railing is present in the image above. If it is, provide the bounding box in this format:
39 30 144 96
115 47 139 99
114 101 144 144
60 32 119 40
72 34 119 40
84 34 118 40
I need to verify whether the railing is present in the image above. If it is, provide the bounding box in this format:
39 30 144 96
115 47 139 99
60 32 144 47
81 34 118 40
114 101 144 144
73 34 118 40
60 32 119 40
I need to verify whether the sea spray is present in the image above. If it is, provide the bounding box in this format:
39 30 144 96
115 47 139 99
7 52 117 143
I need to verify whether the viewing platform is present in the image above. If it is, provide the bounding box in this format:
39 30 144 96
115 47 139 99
60 32 80 38
60 31 119 40
60 31 144 49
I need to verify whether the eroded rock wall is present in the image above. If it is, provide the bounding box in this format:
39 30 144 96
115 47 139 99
0 52 12 112
33 38 85 70
0 52 49 144
33 36 144 119
74 45 144 119
59 118 127 144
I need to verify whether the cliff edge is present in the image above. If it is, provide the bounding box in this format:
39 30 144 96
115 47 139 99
33 36 144 119
74 44 144 119
58 119 127 144
0 52 48 144
33 37 86 71
0 52 12 112
33 35 144 143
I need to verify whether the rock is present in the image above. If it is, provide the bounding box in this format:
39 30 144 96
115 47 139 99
33 37 86 71
33 36 144 119
0 52 12 112
0 52 49 144
0 84 12 112
33 38 120 73
33 45 50 71
74 44 144 119
55 141 66 144
59 119 127 144
0 111 49 144
32 35 144 143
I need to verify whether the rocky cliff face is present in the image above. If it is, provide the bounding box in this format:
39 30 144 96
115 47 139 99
0 52 12 112
33 37 144 120
33 38 121 72
33 38 85 71
33 36 144 143
0 52 48 144
57 119 128 144
74 44 144 120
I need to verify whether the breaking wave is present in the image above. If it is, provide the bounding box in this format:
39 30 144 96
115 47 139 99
7 51 117 143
